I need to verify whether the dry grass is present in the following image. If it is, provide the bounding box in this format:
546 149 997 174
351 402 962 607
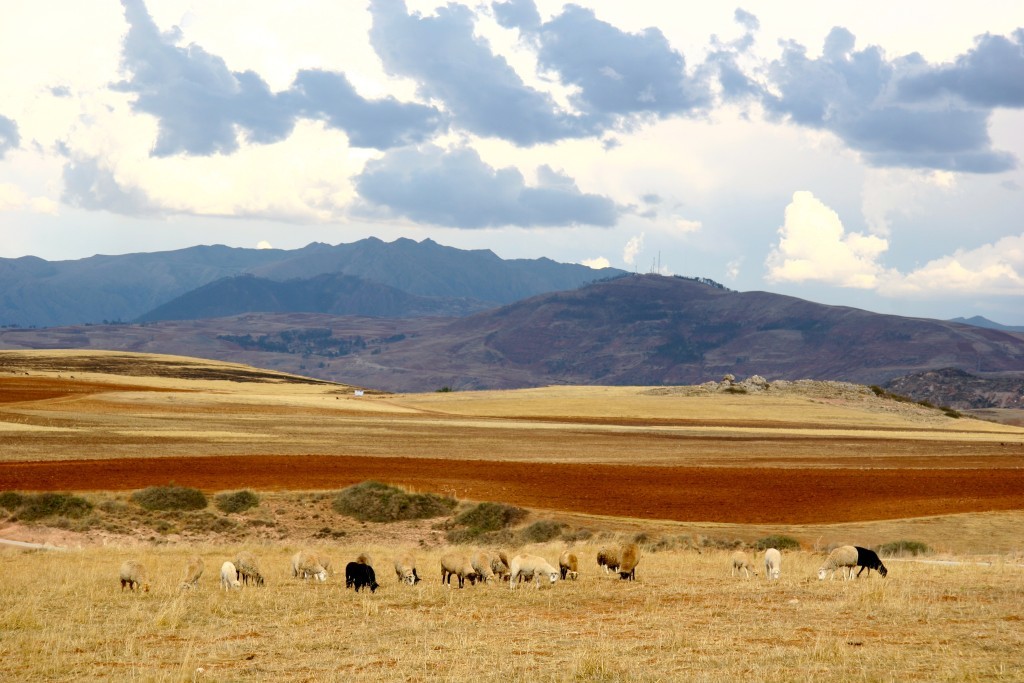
1 542 1022 682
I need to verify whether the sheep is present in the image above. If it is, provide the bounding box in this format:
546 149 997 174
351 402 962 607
356 552 373 566
393 553 421 585
559 550 579 581
179 555 204 590
471 550 495 584
509 554 560 589
817 545 859 580
730 551 758 578
764 548 781 580
618 543 641 581
490 551 511 581
596 546 620 573
854 546 888 578
234 551 265 587
291 550 328 582
119 560 150 592
220 561 241 590
440 552 478 588
345 562 379 592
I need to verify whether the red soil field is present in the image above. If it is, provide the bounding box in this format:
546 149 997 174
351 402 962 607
2 455 1023 524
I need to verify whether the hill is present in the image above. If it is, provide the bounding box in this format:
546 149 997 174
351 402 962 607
3 274 1024 394
0 237 625 327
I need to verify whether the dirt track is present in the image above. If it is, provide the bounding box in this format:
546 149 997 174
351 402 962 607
2 455 1023 524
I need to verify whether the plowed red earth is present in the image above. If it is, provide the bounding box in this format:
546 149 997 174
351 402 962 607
2 455 1023 524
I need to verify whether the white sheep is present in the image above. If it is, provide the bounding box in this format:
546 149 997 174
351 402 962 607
440 552 478 588
291 550 328 582
179 555 204 590
393 553 420 585
119 560 150 592
559 550 579 581
508 554 560 589
490 551 511 581
471 550 495 583
817 545 858 580
730 551 757 578
220 561 241 590
234 551 264 587
764 548 781 580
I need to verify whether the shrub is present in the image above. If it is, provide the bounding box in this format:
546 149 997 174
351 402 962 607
215 490 260 514
877 540 930 557
17 493 93 521
518 520 565 544
131 485 208 511
754 535 801 551
0 491 25 511
454 502 527 533
332 481 456 523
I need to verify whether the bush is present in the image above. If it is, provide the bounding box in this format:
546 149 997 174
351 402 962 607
15 493 93 521
332 481 456 523
454 502 527 533
214 490 260 514
0 491 25 511
518 520 565 544
877 540 930 557
754 535 801 551
131 485 208 511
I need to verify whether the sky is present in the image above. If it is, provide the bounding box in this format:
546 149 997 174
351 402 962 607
1 1 1023 323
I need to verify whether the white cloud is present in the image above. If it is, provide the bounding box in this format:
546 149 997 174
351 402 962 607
861 168 958 236
0 183 58 214
673 217 702 233
765 191 889 288
726 257 742 280
623 233 644 265
580 256 611 269
881 234 1024 297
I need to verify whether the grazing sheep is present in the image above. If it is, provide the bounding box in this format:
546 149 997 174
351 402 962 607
854 546 888 578
471 550 495 583
817 545 859 580
291 550 328 582
356 552 373 566
220 561 241 590
509 554 560 589
119 560 150 592
764 548 781 580
234 551 265 587
440 552 478 588
730 551 758 578
596 546 620 573
559 550 579 581
345 562 379 592
490 551 511 581
393 553 421 585
618 543 641 581
179 555 204 590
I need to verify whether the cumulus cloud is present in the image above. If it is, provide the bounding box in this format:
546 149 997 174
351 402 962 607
623 233 644 265
765 191 889 288
882 234 1024 297
0 183 59 215
370 0 591 145
354 145 619 228
581 256 611 269
115 0 442 156
762 27 1019 173
61 156 156 215
0 114 19 158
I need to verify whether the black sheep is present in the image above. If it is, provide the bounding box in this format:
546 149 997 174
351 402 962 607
854 546 888 577
345 561 380 592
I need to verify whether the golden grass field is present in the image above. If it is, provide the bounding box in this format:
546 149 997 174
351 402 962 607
2 349 1024 681
2 542 1023 682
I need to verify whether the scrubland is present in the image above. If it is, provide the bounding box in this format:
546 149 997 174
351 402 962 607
2 542 1023 682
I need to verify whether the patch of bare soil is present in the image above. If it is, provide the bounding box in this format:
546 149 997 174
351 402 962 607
2 455 1023 525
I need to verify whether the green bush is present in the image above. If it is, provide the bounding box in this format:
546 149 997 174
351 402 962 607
214 490 260 514
0 491 25 511
16 493 93 521
518 520 565 544
332 481 456 523
877 540 930 557
454 502 527 533
131 485 208 511
754 535 801 551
